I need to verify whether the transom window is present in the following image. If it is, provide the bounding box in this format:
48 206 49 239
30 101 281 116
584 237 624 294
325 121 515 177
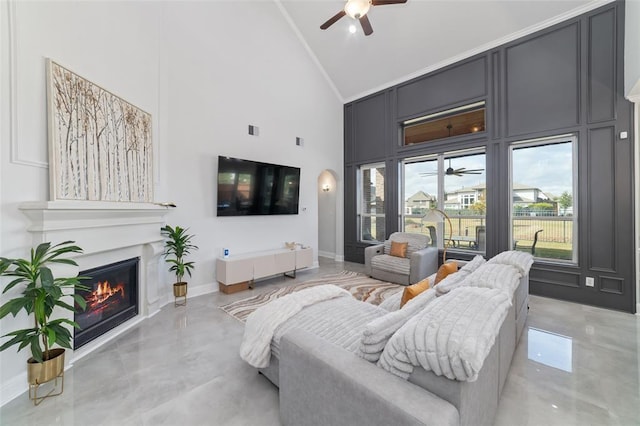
403 102 485 146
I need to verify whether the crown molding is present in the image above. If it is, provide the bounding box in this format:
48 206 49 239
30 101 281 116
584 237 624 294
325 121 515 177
274 0 345 103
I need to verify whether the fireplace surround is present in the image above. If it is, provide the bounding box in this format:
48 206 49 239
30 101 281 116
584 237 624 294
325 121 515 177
19 201 170 359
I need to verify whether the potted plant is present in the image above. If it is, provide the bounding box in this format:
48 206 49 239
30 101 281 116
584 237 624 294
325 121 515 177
0 241 88 404
160 225 198 305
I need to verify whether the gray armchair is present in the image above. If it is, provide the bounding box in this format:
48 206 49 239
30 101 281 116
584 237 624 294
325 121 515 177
364 232 438 286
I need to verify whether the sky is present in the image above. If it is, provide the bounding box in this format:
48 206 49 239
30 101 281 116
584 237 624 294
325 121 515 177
403 141 573 202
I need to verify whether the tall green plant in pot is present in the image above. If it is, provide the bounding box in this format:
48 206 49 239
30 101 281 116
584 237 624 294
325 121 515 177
0 241 89 404
161 225 198 305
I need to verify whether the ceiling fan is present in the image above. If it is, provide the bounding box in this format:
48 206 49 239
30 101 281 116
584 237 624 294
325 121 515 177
320 0 408 36
420 159 485 177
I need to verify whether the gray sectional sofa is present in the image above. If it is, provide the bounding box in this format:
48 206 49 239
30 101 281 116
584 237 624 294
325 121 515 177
250 252 532 426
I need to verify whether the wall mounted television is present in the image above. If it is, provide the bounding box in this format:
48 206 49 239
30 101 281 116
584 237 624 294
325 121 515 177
217 156 300 216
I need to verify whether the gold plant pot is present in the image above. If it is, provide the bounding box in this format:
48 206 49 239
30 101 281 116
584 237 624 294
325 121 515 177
173 282 187 306
173 282 187 297
27 348 65 405
27 348 65 385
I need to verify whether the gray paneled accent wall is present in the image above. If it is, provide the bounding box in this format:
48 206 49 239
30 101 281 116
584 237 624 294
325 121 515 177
343 1 635 312
505 23 580 137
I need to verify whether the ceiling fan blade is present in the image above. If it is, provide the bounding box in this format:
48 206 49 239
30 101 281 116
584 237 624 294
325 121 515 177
372 0 408 5
462 168 485 173
360 14 373 36
419 172 438 176
320 10 346 30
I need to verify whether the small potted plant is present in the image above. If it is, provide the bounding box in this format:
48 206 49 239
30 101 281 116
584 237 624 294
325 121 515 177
161 225 198 306
0 241 88 404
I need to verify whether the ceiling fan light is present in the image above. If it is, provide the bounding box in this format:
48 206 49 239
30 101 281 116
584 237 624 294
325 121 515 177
344 0 371 19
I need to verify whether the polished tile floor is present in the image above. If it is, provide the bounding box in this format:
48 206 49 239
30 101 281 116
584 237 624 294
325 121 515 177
1 258 639 425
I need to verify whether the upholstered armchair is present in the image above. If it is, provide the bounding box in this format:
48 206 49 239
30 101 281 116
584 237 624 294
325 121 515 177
364 232 438 286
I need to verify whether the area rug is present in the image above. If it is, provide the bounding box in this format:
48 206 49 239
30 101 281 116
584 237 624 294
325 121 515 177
220 271 402 323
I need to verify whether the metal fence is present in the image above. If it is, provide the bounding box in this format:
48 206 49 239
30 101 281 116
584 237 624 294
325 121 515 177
404 213 574 244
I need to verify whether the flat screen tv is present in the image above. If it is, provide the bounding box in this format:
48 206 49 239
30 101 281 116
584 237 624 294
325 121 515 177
217 156 300 216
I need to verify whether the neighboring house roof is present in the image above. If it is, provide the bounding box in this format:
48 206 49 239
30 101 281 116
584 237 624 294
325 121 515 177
406 190 436 203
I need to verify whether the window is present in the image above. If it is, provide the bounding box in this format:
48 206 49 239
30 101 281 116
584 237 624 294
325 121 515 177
359 163 386 242
510 135 577 263
403 102 485 146
402 150 486 252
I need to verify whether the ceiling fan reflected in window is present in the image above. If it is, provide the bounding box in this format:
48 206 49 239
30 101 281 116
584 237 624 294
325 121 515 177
420 158 485 177
320 0 408 36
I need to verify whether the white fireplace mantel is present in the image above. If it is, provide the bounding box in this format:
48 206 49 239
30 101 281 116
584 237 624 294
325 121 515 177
19 201 171 256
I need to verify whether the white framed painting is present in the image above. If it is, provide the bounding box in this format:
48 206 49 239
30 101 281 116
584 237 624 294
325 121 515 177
46 59 153 202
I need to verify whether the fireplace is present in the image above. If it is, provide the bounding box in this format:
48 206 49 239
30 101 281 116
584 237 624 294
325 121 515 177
74 257 139 349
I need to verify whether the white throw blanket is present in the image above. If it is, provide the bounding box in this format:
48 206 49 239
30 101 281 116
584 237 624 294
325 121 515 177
240 284 351 368
378 286 511 382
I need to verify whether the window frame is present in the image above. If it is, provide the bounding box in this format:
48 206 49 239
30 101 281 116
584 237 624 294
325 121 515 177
508 134 579 265
358 162 386 243
400 148 486 254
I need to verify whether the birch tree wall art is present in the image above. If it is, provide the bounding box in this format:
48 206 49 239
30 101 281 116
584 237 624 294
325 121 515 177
46 59 153 202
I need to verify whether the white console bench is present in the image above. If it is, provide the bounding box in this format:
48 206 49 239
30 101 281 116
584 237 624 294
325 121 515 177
216 247 313 294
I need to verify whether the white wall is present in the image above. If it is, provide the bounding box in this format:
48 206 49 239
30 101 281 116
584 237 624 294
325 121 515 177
160 1 343 294
0 0 343 406
625 0 640 99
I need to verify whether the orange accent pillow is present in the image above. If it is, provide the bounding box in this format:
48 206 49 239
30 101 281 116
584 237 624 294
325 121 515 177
400 278 430 308
434 262 458 285
389 241 408 258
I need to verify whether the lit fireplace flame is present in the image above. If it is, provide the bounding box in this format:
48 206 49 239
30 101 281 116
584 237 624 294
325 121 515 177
87 281 125 307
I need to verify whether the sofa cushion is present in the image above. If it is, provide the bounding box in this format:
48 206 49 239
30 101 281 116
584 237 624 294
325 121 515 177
360 288 437 362
434 262 458 285
378 286 512 382
400 277 430 307
378 290 403 311
271 296 385 360
371 254 410 276
461 255 486 274
486 250 534 274
435 256 485 296
390 241 408 258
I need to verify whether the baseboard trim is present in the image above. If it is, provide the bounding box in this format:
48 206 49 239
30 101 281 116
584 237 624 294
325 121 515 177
318 251 345 262
317 250 335 259
0 370 27 407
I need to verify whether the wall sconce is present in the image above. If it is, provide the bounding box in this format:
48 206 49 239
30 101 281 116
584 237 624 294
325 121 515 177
322 184 331 192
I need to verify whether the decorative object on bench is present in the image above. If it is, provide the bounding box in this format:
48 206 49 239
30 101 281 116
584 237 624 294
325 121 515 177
220 271 402 322
0 241 89 405
364 232 438 286
161 225 198 307
423 208 453 263
284 242 296 250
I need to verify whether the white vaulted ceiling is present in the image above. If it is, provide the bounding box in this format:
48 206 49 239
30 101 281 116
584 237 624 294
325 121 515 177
277 0 613 102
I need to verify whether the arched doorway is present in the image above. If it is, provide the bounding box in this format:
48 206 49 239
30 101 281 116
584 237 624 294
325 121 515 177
318 170 338 260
